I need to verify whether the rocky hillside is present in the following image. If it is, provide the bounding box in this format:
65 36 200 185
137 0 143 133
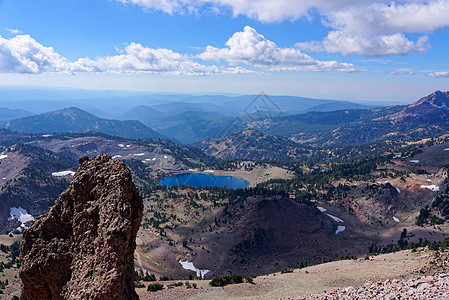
0 130 213 233
195 129 312 161
380 90 449 124
135 181 376 279
0 143 75 233
5 107 169 141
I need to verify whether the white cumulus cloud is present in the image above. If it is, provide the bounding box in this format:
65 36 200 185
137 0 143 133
0 35 71 74
328 1 449 36
199 26 358 72
301 0 445 56
300 31 429 57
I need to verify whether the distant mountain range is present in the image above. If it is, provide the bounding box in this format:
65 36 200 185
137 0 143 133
2 89 448 148
0 87 372 116
0 107 34 126
114 96 370 144
5 107 168 141
0 88 378 144
248 90 449 147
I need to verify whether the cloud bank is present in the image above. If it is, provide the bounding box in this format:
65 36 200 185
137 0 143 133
428 71 449 78
0 28 356 75
118 0 449 57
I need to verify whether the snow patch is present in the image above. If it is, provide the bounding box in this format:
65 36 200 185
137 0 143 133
445 148 449 151
204 170 214 173
164 155 168 159
396 188 401 194
152 158 156 161
433 102 448 109
112 155 122 159
0 154 7 160
325 213 344 223
118 144 125 147
393 216 400 223
52 170 75 177
8 207 34 229
317 206 327 212
420 185 440 192
133 153 145 156
319 208 345 234
41 134 52 137
410 160 420 163
335 226 346 234
179 260 210 278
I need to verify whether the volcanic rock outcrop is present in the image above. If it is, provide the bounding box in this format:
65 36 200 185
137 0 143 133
19 154 143 300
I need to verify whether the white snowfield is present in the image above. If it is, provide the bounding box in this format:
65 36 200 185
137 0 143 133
393 216 400 223
325 213 344 223
52 170 76 177
179 260 210 278
112 155 122 159
410 160 420 163
133 153 145 156
0 154 7 160
8 207 34 229
420 185 440 192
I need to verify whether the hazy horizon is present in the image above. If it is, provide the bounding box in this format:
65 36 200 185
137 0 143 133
0 84 433 105
0 0 448 103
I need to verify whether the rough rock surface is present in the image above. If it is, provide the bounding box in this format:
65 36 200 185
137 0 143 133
301 273 449 300
19 154 143 300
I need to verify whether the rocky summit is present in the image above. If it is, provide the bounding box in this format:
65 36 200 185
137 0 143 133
19 154 143 300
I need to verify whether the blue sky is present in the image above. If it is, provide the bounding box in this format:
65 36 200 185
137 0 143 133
0 0 448 102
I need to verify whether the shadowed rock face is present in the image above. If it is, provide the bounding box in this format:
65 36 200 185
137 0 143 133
19 154 143 300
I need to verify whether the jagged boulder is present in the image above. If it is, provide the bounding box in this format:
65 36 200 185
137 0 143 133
19 154 143 299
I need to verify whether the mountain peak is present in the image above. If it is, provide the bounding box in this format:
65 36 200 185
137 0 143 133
48 107 93 117
411 90 449 109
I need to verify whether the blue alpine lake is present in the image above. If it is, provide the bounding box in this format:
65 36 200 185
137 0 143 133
160 173 249 189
